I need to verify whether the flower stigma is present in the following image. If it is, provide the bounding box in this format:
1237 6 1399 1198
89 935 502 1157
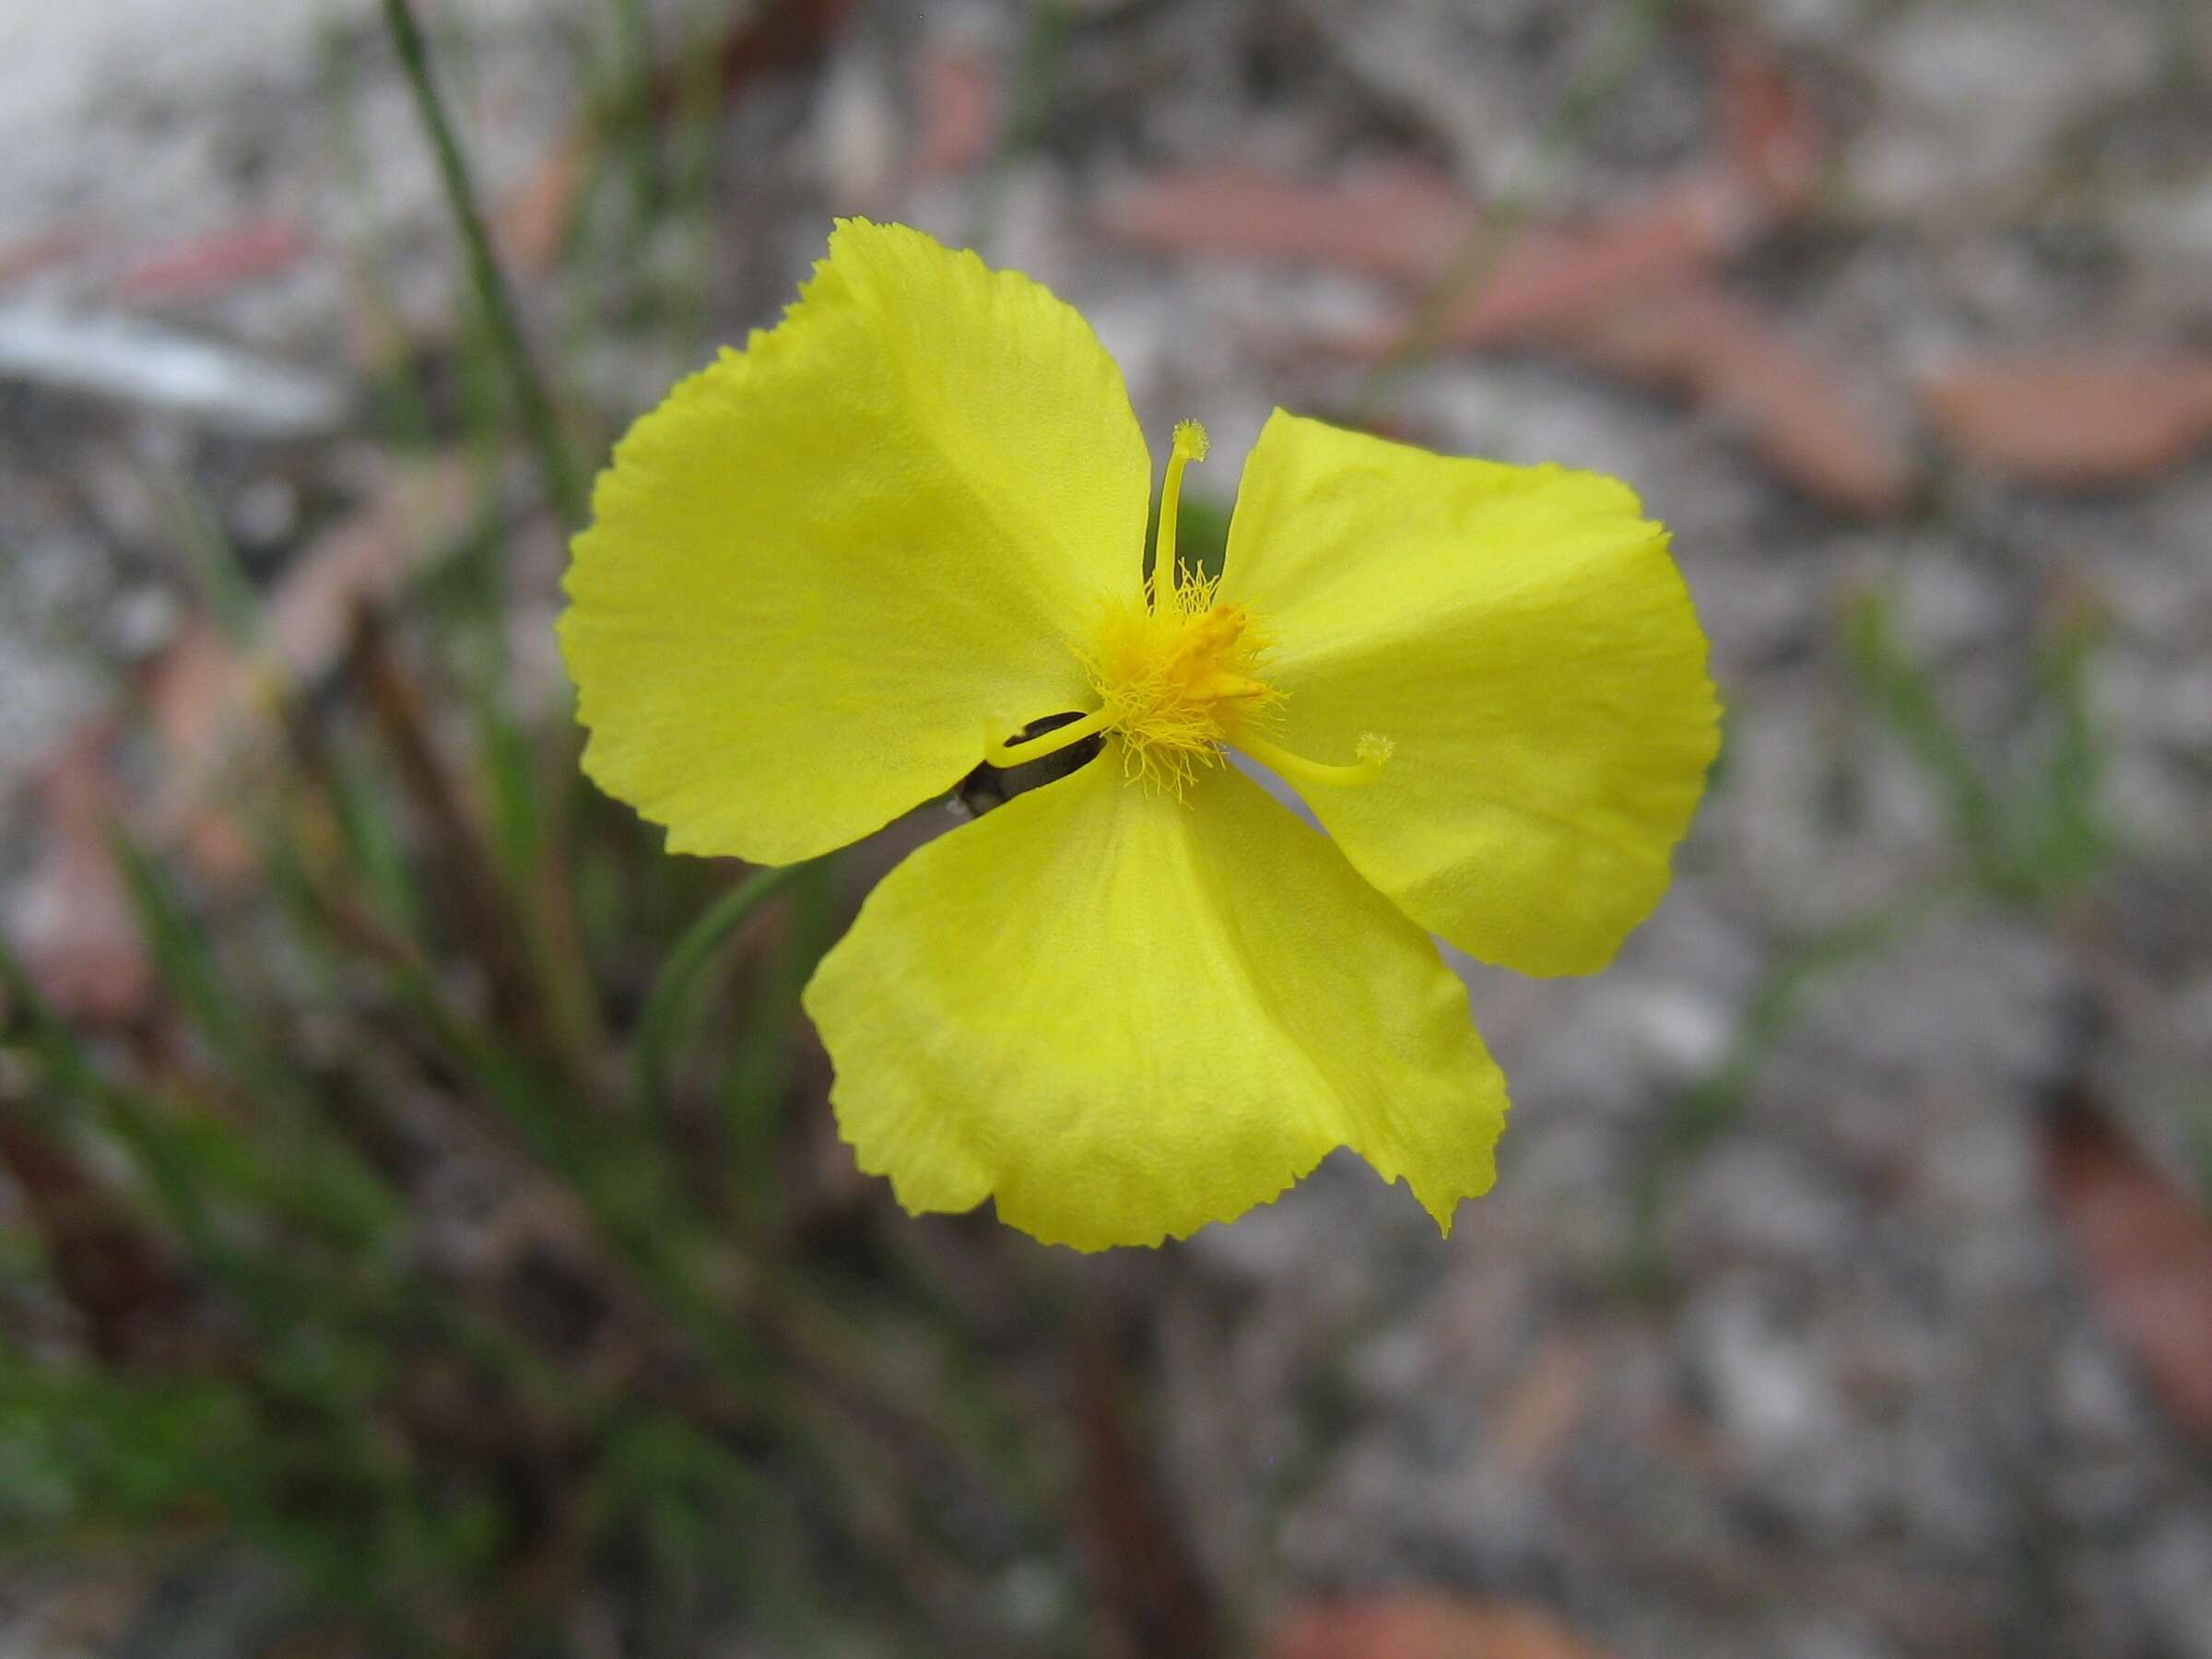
981 419 1393 794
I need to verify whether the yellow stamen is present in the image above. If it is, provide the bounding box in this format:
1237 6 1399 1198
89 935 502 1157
1238 731 1394 787
982 706 1112 769
1088 567 1275 794
986 421 1391 798
1150 418 1209 610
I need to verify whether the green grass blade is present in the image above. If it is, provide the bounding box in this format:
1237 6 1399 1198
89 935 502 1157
381 0 586 524
633 863 815 1127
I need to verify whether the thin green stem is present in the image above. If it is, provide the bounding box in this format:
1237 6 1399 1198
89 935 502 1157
1618 881 1961 1300
634 863 818 1125
381 0 586 525
614 0 665 214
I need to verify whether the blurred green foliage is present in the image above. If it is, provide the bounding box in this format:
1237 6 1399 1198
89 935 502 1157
0 6 1102 1653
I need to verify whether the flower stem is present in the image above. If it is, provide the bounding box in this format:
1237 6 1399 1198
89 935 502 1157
381 0 586 526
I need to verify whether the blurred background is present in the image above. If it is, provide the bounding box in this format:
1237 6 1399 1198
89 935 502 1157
3 0 2211 1653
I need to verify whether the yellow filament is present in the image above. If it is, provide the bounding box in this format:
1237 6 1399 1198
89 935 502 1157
982 706 1112 769
1239 731 1394 788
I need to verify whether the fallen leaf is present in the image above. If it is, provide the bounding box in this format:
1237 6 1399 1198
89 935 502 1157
497 129 589 276
1093 79 1895 518
263 459 485 688
15 730 151 1025
140 455 484 853
1711 29 1823 221
1097 164 1477 286
912 39 1002 182
1923 356 2212 488
1097 43 1802 330
694 0 866 112
108 218 311 304
1565 282 1912 517
1490 1333 1596 1477
1270 1594 1611 1659
2046 1095 2212 1441
1348 277 1909 515
1429 177 1747 349
0 225 94 287
1098 23 1818 327
1111 169 1905 512
140 618 237 770
1097 167 1755 314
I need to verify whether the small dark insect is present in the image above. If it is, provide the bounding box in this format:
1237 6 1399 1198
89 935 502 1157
955 711 1104 817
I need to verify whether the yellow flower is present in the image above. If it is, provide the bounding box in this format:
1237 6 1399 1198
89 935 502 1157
559 219 1719 1251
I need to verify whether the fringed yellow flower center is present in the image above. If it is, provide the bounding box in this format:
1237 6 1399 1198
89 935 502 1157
982 419 1392 794
1088 577 1278 793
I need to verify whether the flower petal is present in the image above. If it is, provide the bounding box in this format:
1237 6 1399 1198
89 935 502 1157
1222 410 1719 976
801 755 1507 1250
560 219 1150 864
